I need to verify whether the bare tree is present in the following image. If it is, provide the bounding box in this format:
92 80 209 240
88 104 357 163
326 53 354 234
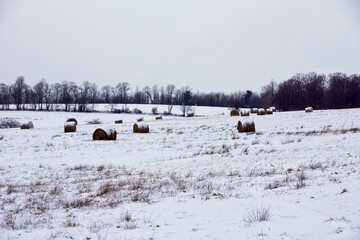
143 86 152 103
11 76 27 110
260 80 276 109
34 79 49 110
0 83 11 110
101 85 114 103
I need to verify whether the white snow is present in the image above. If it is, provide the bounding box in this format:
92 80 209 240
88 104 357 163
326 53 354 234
0 107 359 239
305 107 313 112
64 122 76 127
242 118 254 126
101 125 117 135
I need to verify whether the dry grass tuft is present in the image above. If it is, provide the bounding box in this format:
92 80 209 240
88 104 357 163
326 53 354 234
86 119 102 125
0 118 20 129
243 206 271 224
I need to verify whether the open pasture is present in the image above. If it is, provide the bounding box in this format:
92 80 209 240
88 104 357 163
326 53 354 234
0 108 359 239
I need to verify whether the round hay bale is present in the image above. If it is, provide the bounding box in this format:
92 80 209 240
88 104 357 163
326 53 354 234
20 121 34 129
230 109 239 116
237 120 255 133
133 123 149 133
66 118 78 126
240 110 250 116
64 122 76 133
250 108 258 114
266 108 273 114
305 107 313 113
92 126 117 140
187 112 194 117
155 115 163 120
115 120 123 124
257 108 266 115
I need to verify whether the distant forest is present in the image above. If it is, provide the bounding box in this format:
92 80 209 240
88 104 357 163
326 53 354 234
0 72 359 112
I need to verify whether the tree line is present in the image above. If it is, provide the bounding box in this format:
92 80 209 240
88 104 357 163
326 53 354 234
0 72 359 112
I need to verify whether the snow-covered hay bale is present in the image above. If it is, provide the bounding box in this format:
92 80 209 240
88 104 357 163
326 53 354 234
187 112 194 117
64 122 76 133
66 118 78 126
230 109 239 116
20 121 34 129
266 108 273 114
137 117 143 122
115 120 123 124
250 108 258 114
237 120 255 133
270 106 276 112
240 110 250 116
257 108 266 115
155 115 163 120
133 123 149 133
305 107 313 113
92 126 117 140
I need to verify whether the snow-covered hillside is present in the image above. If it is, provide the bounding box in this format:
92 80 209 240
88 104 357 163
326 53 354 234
0 107 359 239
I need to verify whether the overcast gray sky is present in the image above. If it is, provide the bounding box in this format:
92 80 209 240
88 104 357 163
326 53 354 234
0 0 359 93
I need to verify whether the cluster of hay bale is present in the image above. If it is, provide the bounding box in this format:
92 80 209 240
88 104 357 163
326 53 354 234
257 108 266 115
64 121 76 133
305 107 313 113
230 109 239 116
20 121 34 129
240 110 250 116
93 126 117 140
237 119 255 133
133 123 149 133
115 120 123 124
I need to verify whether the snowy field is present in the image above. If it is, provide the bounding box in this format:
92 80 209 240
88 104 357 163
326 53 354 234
0 107 360 239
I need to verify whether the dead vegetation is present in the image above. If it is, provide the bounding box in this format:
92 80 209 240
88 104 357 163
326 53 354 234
0 118 20 129
243 206 271 224
274 127 360 136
